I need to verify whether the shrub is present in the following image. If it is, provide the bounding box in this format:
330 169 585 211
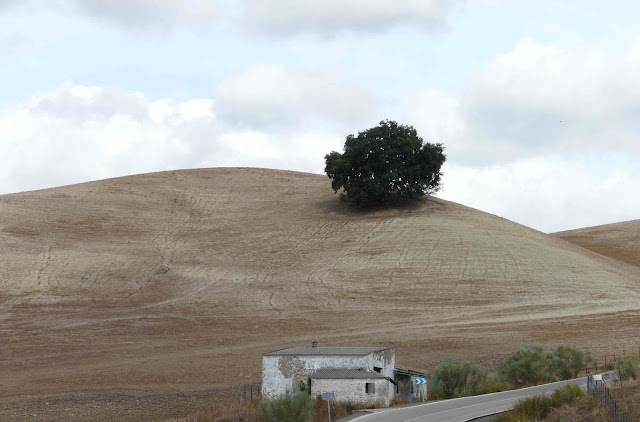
499 347 553 387
495 410 530 422
548 346 591 380
312 399 359 422
389 396 408 406
615 353 639 385
496 384 584 422
428 358 487 399
512 394 553 420
257 392 312 422
550 383 584 408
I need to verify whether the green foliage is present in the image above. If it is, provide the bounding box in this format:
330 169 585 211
428 358 487 399
550 383 584 408
512 394 553 421
324 120 446 206
475 376 509 395
615 353 639 383
500 345 591 387
499 347 554 387
547 345 591 380
257 392 312 422
496 384 583 422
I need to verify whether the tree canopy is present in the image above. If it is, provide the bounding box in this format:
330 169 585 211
324 120 446 206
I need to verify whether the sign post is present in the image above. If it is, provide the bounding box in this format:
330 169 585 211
321 392 335 422
415 378 428 402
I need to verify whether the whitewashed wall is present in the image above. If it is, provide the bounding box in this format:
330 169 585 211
312 378 391 405
261 348 395 399
262 354 369 397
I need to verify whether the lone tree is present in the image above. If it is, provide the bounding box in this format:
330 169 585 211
324 120 445 206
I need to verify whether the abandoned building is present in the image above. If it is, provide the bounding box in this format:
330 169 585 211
394 367 428 402
261 344 396 405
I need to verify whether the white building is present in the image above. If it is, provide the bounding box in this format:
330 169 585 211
261 344 396 405
310 368 391 405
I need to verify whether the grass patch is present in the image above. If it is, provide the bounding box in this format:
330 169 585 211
495 384 584 422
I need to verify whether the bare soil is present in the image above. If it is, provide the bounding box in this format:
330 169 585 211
1 168 639 421
554 219 640 268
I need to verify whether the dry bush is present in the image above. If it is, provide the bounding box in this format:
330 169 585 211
545 396 608 422
312 399 361 422
312 398 389 422
194 399 259 422
495 384 584 422
389 396 408 406
612 382 640 421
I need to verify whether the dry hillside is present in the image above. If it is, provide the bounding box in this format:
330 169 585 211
554 220 640 268
1 168 639 420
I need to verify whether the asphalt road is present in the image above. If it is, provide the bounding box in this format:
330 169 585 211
349 377 587 422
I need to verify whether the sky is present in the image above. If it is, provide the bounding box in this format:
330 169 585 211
1 0 639 233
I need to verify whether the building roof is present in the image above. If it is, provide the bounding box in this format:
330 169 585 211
394 367 429 377
311 368 387 380
264 346 392 356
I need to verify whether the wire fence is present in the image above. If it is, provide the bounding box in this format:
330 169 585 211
175 382 261 403
172 382 261 422
586 374 630 422
581 347 640 376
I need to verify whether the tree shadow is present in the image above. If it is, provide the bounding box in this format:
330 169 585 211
317 194 447 218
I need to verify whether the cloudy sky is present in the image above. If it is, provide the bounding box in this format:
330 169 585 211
1 0 639 233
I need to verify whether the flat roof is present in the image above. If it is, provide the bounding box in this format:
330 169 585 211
264 346 392 356
311 368 387 380
394 367 429 377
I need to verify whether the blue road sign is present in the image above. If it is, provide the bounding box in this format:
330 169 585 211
415 378 427 385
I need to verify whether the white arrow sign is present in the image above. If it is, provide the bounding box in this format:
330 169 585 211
415 378 427 385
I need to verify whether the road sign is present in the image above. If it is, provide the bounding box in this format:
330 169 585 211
415 378 428 385
322 392 335 401
322 392 335 422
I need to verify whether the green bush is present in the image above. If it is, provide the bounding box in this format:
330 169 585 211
499 347 554 387
500 346 591 388
496 384 584 422
512 394 552 420
615 353 639 384
428 358 487 399
475 376 509 395
547 346 591 380
550 383 584 408
257 392 312 422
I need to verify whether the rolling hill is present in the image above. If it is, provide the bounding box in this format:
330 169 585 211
1 168 639 420
554 220 640 268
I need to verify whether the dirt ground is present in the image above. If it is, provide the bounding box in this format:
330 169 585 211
1 168 639 421
555 219 640 268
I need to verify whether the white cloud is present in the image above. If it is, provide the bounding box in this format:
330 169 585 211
67 0 220 29
0 0 221 30
460 38 640 162
441 156 640 233
469 38 640 120
401 38 640 231
0 0 459 34
216 64 375 128
241 0 458 36
402 38 640 165
0 77 349 194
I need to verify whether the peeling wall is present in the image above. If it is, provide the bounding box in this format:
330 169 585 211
312 378 391 406
261 349 396 399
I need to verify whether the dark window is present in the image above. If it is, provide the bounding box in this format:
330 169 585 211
365 382 375 394
373 367 382 373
